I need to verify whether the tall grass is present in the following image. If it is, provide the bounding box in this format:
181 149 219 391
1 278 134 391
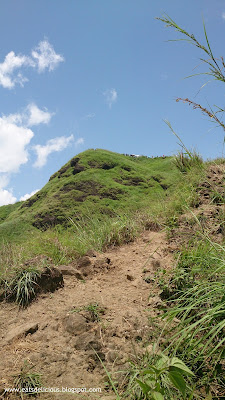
161 237 225 397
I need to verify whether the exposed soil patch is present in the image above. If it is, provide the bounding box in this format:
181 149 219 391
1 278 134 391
169 164 225 248
114 176 146 186
20 192 46 209
60 181 124 201
1 163 223 399
0 229 173 399
32 210 66 230
88 161 117 170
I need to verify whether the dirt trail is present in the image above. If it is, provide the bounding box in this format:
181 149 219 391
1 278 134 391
0 230 173 399
0 163 223 399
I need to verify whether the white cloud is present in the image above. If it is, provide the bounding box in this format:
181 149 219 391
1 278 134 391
31 40 64 73
0 189 16 206
4 103 53 127
75 137 84 146
103 88 118 108
0 103 53 205
0 117 34 173
26 103 53 126
0 51 33 89
33 134 74 168
222 12 225 20
20 189 39 202
0 40 64 89
0 176 16 205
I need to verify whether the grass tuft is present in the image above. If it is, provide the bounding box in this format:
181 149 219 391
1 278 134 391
13 360 42 398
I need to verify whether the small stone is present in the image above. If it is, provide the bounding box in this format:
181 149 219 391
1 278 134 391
57 265 84 280
73 332 101 351
106 350 122 363
64 313 87 335
151 260 161 270
77 256 91 268
78 266 92 277
4 322 39 344
57 265 79 276
147 296 164 308
85 250 97 257
94 257 111 269
126 274 134 281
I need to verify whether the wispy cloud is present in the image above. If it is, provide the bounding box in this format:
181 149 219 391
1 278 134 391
31 40 64 73
83 112 96 119
75 137 84 146
222 12 225 20
20 189 39 202
103 88 118 108
4 103 53 127
0 39 64 89
33 135 74 168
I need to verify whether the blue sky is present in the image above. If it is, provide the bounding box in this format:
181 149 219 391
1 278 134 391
0 0 225 205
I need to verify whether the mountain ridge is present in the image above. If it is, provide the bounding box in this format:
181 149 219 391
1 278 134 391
0 149 179 242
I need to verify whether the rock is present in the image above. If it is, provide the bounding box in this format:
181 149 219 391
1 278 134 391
106 350 123 363
94 257 111 270
57 265 83 279
79 266 92 277
147 296 164 308
73 332 101 351
4 322 38 344
77 256 92 268
87 349 105 362
85 250 97 257
151 260 161 270
37 267 64 293
64 313 87 335
126 274 134 281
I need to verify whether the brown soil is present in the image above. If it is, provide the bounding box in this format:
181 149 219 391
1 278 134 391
169 164 225 248
0 230 173 400
0 162 224 399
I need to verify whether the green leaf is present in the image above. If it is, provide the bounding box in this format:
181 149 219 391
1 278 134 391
168 370 186 396
170 357 194 376
152 391 164 400
136 379 151 395
142 367 159 375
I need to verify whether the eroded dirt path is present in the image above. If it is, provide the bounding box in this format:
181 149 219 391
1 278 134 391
0 230 173 399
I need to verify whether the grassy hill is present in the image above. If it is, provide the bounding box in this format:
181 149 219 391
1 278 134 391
0 148 206 275
0 149 224 398
0 149 181 243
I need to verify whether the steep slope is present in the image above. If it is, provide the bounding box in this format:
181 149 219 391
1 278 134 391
0 149 179 242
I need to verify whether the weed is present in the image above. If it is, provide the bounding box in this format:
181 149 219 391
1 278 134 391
71 303 105 322
173 151 203 173
143 276 154 284
3 266 41 307
13 360 42 398
84 303 105 322
161 237 225 397
122 350 194 399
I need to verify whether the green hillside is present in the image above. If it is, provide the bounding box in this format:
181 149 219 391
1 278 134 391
0 149 180 242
